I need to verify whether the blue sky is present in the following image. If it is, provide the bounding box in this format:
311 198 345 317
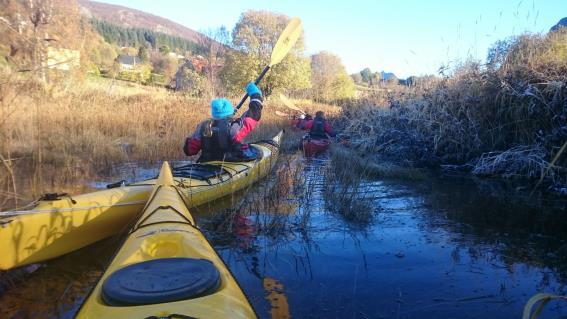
97 0 566 78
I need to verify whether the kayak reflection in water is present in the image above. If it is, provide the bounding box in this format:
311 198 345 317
232 212 257 252
183 82 263 162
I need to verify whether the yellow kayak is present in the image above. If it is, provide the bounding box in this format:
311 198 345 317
0 132 282 270
76 162 257 318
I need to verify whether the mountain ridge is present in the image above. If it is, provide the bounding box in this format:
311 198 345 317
77 0 206 44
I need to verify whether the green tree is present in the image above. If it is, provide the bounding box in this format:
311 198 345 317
151 54 179 83
99 43 117 69
385 74 399 85
370 71 381 86
158 45 171 54
360 67 372 83
331 71 356 100
144 31 156 49
117 64 152 83
138 46 149 62
220 10 310 96
121 47 138 56
310 51 354 102
89 19 203 54
88 42 116 71
178 68 206 97
351 73 363 84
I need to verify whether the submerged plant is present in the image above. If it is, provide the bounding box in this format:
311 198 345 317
323 150 374 226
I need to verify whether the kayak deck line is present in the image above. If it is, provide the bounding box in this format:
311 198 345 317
131 187 197 231
0 163 253 217
0 200 147 217
172 163 254 187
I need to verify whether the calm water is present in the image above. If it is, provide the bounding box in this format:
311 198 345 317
1 155 566 318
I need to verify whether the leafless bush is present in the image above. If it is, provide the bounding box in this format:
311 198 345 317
471 145 549 178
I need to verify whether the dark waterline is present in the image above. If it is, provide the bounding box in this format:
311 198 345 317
1 156 566 318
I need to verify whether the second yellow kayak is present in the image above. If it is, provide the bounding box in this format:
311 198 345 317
0 131 282 270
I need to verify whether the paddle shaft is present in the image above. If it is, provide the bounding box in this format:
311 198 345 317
235 65 270 111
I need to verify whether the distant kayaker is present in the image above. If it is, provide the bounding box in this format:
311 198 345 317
291 114 306 128
183 82 263 162
301 111 335 139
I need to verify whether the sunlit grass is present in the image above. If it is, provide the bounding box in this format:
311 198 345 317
0 76 342 209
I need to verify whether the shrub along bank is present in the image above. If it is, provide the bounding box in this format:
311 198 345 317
339 29 567 194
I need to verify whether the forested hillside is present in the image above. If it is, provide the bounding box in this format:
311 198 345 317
90 19 205 54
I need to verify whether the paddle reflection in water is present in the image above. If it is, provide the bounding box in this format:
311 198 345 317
264 277 291 319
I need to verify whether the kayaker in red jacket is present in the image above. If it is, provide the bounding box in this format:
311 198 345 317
301 111 335 139
183 82 263 162
290 114 303 128
291 114 311 129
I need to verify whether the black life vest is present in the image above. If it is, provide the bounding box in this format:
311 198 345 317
309 117 327 139
199 119 233 162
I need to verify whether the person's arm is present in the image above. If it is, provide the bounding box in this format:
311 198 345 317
231 83 263 143
324 122 336 137
183 122 204 156
301 120 313 131
232 94 263 143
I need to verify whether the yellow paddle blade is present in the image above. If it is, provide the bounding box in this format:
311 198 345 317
269 17 302 67
156 161 174 186
279 93 305 114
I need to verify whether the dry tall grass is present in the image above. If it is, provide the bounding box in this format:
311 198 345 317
0 71 343 209
0 75 291 208
323 151 374 226
339 29 567 193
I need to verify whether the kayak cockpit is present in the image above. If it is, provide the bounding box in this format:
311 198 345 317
102 257 221 306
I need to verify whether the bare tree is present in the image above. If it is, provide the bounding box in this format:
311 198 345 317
28 0 54 82
199 26 230 98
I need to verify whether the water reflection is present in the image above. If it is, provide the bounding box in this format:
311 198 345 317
196 157 567 318
89 161 192 188
0 237 118 319
1 155 566 318
264 277 291 319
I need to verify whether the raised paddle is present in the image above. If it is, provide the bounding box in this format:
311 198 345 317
279 93 305 114
235 17 303 111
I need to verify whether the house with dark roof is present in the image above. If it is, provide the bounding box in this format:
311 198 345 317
116 55 141 70
550 17 567 32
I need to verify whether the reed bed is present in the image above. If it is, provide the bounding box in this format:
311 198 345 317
0 72 342 209
198 154 312 243
0 75 290 208
338 30 567 193
323 149 376 226
330 146 427 180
